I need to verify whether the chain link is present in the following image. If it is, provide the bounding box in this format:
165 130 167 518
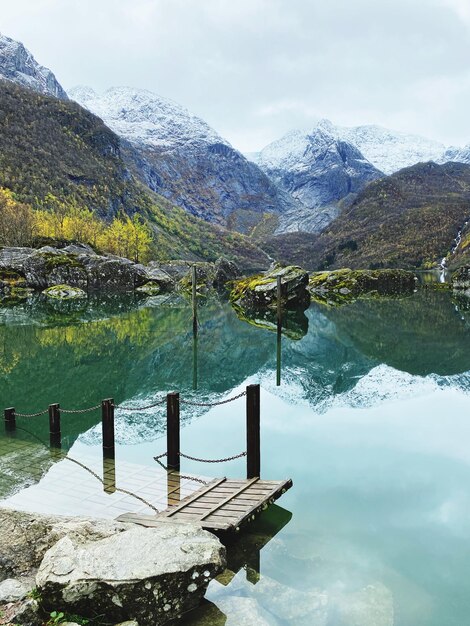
179 451 247 463
61 404 101 414
180 390 247 407
115 398 167 411
153 453 208 485
14 409 49 418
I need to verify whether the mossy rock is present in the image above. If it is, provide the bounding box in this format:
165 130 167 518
0 269 26 286
43 253 84 272
42 284 87 300
230 265 310 311
309 268 417 304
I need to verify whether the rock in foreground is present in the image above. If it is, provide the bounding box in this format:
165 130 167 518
230 265 310 311
37 523 225 624
309 268 417 305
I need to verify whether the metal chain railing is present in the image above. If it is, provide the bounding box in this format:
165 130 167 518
180 390 247 407
154 450 247 464
13 409 49 418
153 453 208 485
9 388 246 419
60 404 101 414
115 397 167 411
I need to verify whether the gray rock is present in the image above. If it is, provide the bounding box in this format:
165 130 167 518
213 596 279 625
0 246 34 271
0 34 67 99
213 257 240 290
0 577 34 603
80 256 147 292
136 281 160 295
36 523 225 624
0 509 130 581
23 248 87 290
0 597 41 626
230 265 310 310
334 583 394 626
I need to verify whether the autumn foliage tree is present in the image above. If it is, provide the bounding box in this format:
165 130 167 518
0 188 35 246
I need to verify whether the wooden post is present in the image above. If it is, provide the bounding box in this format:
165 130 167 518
4 408 15 434
101 398 115 458
48 403 61 448
192 265 198 334
167 392 180 470
167 471 181 508
276 275 282 387
192 326 198 390
246 384 261 479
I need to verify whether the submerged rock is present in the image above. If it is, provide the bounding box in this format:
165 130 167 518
42 285 87 300
230 265 310 311
37 523 225 624
309 268 417 305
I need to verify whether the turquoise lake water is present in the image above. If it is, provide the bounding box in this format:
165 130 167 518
1 289 470 625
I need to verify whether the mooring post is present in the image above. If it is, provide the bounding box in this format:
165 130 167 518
4 407 15 434
246 384 261 479
276 275 282 387
167 392 180 471
192 265 198 334
101 398 115 458
48 403 61 448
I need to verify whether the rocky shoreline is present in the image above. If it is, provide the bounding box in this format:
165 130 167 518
0 508 225 626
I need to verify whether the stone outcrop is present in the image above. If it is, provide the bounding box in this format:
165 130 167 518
309 268 417 305
0 509 225 625
230 265 310 311
0 247 241 299
43 285 87 300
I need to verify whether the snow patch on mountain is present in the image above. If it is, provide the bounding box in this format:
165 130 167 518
69 85 227 151
0 33 67 99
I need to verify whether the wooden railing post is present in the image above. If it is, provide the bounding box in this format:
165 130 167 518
167 392 180 471
48 403 61 448
101 398 115 458
246 384 261 479
276 275 282 386
192 265 198 334
4 408 15 434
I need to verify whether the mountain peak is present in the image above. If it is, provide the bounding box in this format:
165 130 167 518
0 33 67 99
69 85 227 150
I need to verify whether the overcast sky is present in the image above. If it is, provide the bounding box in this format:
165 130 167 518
2 0 470 152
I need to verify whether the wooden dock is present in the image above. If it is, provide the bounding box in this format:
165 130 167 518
117 476 293 535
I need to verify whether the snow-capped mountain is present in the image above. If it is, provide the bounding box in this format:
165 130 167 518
252 120 447 178
255 121 383 233
439 145 470 165
0 33 67 99
338 125 446 175
70 86 293 229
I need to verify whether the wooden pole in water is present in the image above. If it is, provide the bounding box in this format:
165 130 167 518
48 403 61 448
192 265 198 334
4 407 15 434
167 392 180 471
101 398 115 458
246 384 261 479
276 275 282 387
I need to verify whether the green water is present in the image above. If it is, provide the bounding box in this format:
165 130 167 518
1 289 470 625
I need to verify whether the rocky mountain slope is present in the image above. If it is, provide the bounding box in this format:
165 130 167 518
254 122 383 234
0 82 269 270
263 162 470 270
0 33 67 99
69 86 294 231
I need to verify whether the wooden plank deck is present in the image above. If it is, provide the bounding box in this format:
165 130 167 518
117 477 293 535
